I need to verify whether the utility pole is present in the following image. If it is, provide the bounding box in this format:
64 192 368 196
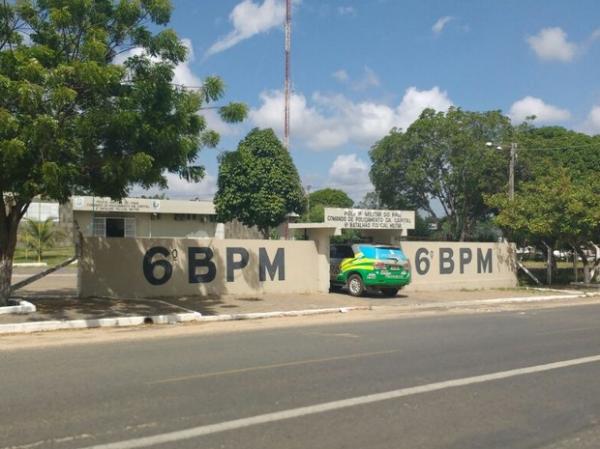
509 142 517 200
283 0 291 150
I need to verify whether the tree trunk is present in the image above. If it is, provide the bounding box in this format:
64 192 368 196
573 246 592 284
260 227 270 240
0 220 18 306
542 241 553 285
0 195 26 306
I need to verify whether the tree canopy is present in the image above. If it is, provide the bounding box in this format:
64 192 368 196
214 128 305 238
0 0 246 303
370 107 512 241
488 168 600 248
306 188 353 223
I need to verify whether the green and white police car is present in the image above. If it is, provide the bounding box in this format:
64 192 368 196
330 244 411 297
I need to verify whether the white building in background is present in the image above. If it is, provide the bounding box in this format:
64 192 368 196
23 201 60 222
69 196 260 240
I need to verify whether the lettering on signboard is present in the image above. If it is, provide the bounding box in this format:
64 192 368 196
411 247 494 276
324 208 415 230
477 248 493 274
259 248 285 281
459 248 472 274
142 246 173 286
142 246 286 286
189 247 217 283
439 248 454 275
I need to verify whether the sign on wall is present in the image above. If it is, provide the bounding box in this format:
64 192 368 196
324 208 415 230
73 196 161 213
79 238 321 298
400 242 517 292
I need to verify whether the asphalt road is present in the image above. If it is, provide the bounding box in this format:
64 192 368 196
2 305 600 449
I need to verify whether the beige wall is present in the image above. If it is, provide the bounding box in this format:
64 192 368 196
79 237 320 298
148 217 217 238
79 237 517 299
401 241 517 291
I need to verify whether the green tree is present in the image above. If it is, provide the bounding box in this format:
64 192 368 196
306 188 353 222
0 0 246 304
21 218 63 262
214 128 305 239
487 167 600 281
356 192 380 210
515 125 600 181
370 107 512 241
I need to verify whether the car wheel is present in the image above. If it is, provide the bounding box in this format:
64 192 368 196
380 288 399 297
347 274 365 297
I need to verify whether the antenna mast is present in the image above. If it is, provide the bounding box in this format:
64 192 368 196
284 0 291 149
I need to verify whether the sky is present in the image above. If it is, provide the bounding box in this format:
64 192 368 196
133 0 600 202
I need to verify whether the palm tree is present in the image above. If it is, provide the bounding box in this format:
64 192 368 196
21 219 63 263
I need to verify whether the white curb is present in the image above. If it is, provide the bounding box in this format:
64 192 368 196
0 300 37 315
405 292 600 310
13 262 48 267
0 311 202 334
1 292 597 335
0 307 369 335
194 307 370 322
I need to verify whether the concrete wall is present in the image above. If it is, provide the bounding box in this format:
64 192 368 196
79 237 517 299
79 237 320 298
401 241 517 291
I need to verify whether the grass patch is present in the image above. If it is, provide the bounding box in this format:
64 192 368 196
14 246 75 265
523 261 576 269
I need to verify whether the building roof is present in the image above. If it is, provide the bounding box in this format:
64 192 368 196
71 196 216 215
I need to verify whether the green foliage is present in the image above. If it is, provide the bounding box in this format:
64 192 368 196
21 218 64 262
515 125 600 181
214 128 305 238
0 0 246 203
356 192 381 210
487 125 600 252
370 107 512 241
305 188 353 223
0 0 246 302
487 167 600 248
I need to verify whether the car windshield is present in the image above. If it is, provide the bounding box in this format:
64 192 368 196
357 245 406 262
376 247 406 261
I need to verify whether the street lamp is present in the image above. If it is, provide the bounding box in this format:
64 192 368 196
487 141 517 200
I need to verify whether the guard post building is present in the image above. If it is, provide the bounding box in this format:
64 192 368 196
70 196 258 240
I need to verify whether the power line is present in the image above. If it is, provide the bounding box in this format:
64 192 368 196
492 142 600 152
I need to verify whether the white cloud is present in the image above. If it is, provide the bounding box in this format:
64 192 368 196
201 108 241 138
332 69 349 82
332 67 380 91
250 86 452 150
337 6 356 16
206 0 299 57
395 86 453 126
509 96 571 124
352 67 380 91
172 39 202 87
527 27 577 62
131 172 218 200
432 16 453 34
328 154 373 200
580 106 600 135
114 38 201 87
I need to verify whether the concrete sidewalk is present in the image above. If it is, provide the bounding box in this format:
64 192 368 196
2 266 598 331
